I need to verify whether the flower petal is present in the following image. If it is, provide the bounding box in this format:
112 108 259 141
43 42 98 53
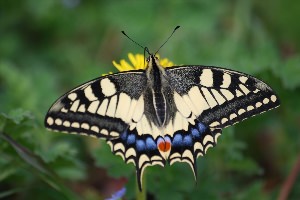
128 53 137 67
112 61 125 72
112 53 174 72
120 60 135 71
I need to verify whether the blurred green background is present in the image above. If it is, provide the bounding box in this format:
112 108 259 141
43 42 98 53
1 0 300 199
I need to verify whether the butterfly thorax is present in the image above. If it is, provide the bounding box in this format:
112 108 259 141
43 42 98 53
145 55 171 127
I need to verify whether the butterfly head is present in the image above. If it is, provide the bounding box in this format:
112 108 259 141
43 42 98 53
146 54 160 68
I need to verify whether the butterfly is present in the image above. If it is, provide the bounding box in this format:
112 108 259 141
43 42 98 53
45 52 280 190
45 25 280 190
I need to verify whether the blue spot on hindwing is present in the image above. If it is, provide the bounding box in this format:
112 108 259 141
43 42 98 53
172 134 183 146
120 131 127 141
183 135 192 146
127 134 136 145
198 122 207 133
146 137 156 150
136 139 146 151
191 128 200 137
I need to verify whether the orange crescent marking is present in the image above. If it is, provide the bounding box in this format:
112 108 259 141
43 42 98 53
158 140 171 152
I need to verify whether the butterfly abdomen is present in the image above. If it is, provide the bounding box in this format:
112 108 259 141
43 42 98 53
153 90 167 125
147 56 169 126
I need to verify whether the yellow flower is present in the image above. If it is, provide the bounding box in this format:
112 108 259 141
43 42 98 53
112 53 174 72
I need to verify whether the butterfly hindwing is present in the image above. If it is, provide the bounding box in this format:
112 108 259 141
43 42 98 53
107 128 166 190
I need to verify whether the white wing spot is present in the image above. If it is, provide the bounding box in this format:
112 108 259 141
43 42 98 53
70 100 80 112
187 87 210 115
235 89 243 97
114 143 125 152
126 99 137 123
263 98 269 104
211 89 226 105
116 152 125 160
132 96 144 122
138 155 150 168
201 88 218 108
194 142 203 151
182 150 194 162
100 78 116 97
197 152 204 158
238 109 245 115
88 101 100 113
106 95 117 117
239 76 248 83
253 89 260 93
81 123 89 130
230 113 237 120
221 118 228 124
97 99 108 116
47 117 54 125
239 84 250 95
200 69 213 87
91 126 99 133
84 85 98 101
115 93 131 122
204 144 213 154
210 121 220 127
170 152 181 159
63 121 70 127
61 107 68 113
126 148 136 158
256 102 262 108
100 129 108 135
203 135 214 145
271 95 277 102
55 118 62 125
71 122 80 128
68 93 77 101
174 92 192 118
110 131 119 137
214 132 222 143
220 89 234 100
107 141 113 150
247 106 254 111
182 95 197 117
78 104 86 112
221 73 231 88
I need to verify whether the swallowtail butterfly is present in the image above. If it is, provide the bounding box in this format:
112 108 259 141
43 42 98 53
45 31 280 190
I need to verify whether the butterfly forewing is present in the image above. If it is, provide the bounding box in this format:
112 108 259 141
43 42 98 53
166 65 280 129
45 71 147 137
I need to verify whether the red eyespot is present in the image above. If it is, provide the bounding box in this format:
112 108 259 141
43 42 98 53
157 137 171 152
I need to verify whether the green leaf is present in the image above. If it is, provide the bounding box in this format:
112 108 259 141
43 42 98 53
0 132 80 200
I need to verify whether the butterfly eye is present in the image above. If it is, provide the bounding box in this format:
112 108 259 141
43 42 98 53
146 57 150 62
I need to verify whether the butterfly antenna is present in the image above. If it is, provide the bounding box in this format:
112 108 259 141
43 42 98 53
121 31 150 55
154 25 180 55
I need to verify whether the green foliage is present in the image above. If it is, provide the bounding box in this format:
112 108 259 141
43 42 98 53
1 0 300 199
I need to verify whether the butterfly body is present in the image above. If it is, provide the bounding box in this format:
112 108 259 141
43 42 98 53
45 54 280 190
